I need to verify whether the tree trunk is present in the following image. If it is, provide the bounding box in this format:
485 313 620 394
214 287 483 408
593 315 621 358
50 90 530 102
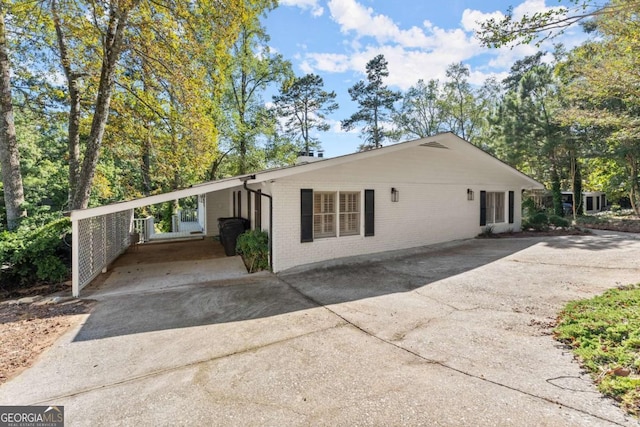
52 0 81 206
71 1 140 210
628 153 640 217
551 167 563 217
571 154 583 217
0 10 25 230
142 130 152 196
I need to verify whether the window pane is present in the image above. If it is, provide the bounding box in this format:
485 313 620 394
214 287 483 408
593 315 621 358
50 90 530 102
313 192 336 238
486 192 495 224
486 192 505 224
494 192 505 223
339 192 360 236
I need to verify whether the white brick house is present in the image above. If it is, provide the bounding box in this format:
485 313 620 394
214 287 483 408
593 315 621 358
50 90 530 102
70 133 544 295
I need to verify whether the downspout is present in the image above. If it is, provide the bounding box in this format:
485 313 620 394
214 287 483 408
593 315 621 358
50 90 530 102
242 176 273 271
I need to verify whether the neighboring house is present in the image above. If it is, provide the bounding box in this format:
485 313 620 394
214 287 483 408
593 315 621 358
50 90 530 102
70 133 544 296
561 191 607 214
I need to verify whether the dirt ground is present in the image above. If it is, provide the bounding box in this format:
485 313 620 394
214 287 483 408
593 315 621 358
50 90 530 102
0 238 224 386
0 299 94 385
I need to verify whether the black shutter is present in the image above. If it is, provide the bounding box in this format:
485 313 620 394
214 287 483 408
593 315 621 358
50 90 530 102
480 191 487 226
364 190 375 237
301 189 313 243
237 191 242 217
508 191 515 224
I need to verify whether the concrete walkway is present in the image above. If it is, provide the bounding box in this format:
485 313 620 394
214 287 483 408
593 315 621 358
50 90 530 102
1 233 639 426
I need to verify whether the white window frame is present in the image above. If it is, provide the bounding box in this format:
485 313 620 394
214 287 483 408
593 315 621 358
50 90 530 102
339 192 360 236
313 191 362 239
486 191 505 224
313 192 336 238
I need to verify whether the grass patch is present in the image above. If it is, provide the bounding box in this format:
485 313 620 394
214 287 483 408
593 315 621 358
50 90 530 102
554 284 640 416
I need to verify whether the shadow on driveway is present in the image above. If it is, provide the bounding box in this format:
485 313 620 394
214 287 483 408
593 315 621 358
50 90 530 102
73 234 631 342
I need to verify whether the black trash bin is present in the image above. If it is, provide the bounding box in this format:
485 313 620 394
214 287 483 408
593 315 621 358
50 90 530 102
218 217 250 256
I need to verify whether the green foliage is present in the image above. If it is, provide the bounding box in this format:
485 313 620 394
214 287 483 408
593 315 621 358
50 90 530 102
272 73 338 155
342 54 401 150
0 218 71 289
236 229 270 273
548 214 570 228
555 284 640 416
523 212 549 231
477 225 495 237
521 196 537 218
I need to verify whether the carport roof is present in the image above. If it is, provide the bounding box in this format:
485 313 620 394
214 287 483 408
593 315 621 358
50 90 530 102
69 132 544 220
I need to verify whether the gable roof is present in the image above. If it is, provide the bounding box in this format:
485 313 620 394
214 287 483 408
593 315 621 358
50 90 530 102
70 132 544 220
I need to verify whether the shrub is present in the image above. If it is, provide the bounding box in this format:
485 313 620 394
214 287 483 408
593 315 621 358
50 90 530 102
0 217 71 290
236 229 270 273
548 215 570 228
525 212 549 231
555 284 640 416
478 225 495 238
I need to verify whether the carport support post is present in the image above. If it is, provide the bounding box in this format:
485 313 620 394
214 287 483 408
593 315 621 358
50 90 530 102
71 216 80 298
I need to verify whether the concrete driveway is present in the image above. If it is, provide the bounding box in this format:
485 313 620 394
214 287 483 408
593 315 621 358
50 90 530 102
1 231 639 426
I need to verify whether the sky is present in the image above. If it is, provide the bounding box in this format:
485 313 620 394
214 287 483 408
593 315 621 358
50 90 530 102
262 0 589 157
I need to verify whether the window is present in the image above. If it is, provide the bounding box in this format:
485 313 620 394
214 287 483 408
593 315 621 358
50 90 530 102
310 191 361 239
486 192 505 224
339 192 360 236
313 192 336 238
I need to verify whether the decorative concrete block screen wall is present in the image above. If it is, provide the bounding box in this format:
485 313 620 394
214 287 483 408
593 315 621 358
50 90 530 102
72 209 133 296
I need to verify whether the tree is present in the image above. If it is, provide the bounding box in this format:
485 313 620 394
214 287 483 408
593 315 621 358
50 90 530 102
219 18 291 175
476 0 640 48
272 73 338 156
342 54 401 150
393 79 443 140
0 7 25 229
440 63 485 143
555 1 640 214
488 52 569 216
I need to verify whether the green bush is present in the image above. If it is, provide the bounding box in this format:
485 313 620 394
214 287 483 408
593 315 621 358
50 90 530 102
0 217 71 290
524 212 549 231
555 284 640 416
548 215 570 228
236 229 270 273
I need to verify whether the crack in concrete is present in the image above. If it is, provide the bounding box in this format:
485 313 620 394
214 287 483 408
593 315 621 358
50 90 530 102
25 322 348 406
510 258 640 271
277 276 631 427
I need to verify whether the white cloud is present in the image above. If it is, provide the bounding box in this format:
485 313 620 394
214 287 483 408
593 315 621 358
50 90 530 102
327 0 431 48
297 0 588 92
461 9 504 33
279 0 324 17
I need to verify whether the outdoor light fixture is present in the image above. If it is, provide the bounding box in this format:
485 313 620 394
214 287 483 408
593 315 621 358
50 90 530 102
391 187 399 202
467 188 474 201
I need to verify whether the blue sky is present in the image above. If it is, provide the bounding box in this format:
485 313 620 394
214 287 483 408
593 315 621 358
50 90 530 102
262 0 587 157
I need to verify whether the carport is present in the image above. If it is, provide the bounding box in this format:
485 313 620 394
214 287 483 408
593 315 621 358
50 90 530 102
69 174 262 297
82 238 248 297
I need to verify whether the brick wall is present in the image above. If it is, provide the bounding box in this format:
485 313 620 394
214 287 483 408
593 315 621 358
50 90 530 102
270 145 523 272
